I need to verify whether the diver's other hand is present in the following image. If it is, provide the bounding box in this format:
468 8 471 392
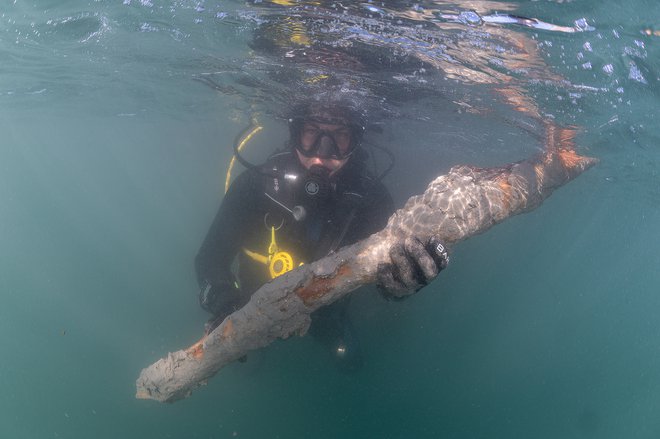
376 236 449 299
199 279 245 335
198 279 244 325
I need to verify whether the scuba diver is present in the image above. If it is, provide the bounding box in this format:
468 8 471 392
195 99 449 371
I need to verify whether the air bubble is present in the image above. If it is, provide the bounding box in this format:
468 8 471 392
628 61 647 84
458 11 483 26
574 18 594 31
362 4 385 15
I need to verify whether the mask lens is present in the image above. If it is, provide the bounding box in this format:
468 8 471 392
333 129 352 152
297 122 354 160
315 134 341 159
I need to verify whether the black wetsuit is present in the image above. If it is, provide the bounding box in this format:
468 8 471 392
195 150 393 368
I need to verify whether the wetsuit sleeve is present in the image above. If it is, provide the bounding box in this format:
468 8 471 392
195 170 261 288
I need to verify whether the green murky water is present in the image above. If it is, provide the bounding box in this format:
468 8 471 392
1 1 659 437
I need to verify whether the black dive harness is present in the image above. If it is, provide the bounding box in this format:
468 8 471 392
229 117 394 280
242 153 366 279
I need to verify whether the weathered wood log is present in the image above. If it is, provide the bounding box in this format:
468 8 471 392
136 124 597 403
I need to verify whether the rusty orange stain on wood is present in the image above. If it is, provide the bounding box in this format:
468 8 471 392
221 318 234 339
295 264 352 306
186 337 206 360
185 318 234 361
496 176 512 212
557 148 585 170
533 163 548 195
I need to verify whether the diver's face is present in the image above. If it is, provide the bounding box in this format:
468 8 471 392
297 120 351 174
296 150 347 174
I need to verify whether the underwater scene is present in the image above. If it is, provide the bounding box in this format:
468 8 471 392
1 0 659 438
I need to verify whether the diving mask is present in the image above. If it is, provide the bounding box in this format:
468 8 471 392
291 117 363 160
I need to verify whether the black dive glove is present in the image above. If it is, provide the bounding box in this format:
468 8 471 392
198 279 245 334
376 236 449 299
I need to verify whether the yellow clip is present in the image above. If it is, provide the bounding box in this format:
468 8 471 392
269 252 294 278
268 226 279 257
243 226 302 279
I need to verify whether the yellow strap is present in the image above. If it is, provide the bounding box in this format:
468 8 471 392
243 248 269 265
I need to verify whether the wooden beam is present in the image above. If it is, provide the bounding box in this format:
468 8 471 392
136 123 596 403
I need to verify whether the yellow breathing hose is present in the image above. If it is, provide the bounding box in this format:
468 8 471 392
224 122 263 194
224 117 303 279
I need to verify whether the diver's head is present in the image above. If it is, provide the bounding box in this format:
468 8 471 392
289 100 365 174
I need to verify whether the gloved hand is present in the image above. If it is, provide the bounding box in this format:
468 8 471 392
376 236 449 299
198 279 245 334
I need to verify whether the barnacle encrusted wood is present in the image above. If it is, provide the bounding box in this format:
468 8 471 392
136 124 596 403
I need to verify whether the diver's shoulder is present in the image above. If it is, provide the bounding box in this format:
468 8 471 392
360 172 390 196
265 149 294 165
